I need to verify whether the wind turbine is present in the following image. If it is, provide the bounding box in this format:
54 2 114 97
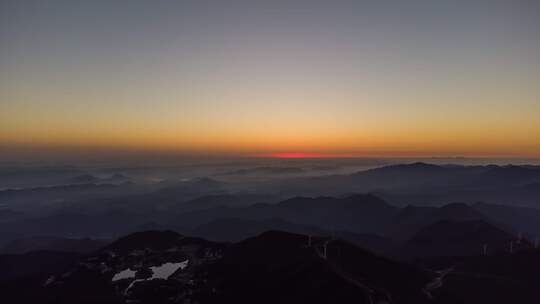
322 240 330 259
483 244 488 256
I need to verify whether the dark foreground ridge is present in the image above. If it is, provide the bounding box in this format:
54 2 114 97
2 229 540 304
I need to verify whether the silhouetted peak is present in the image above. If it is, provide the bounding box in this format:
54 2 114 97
386 162 442 170
108 173 129 180
410 220 512 244
277 196 330 206
355 162 446 178
343 193 389 204
401 204 433 212
482 164 539 178
67 174 100 183
394 205 435 221
437 202 482 217
253 230 306 242
104 230 184 254
195 177 222 184
411 162 439 167
279 194 392 210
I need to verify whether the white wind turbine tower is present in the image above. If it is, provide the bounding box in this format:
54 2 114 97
483 244 488 256
322 240 330 259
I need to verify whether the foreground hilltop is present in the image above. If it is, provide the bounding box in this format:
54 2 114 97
1 230 436 304
2 229 540 304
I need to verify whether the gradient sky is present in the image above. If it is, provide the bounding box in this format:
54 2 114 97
1 0 540 159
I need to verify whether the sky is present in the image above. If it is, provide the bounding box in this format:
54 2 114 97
1 0 540 159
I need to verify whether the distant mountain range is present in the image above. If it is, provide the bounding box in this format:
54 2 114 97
3 190 540 256
169 193 539 242
1 162 539 259
170 194 398 234
222 166 305 176
66 173 130 185
275 162 540 206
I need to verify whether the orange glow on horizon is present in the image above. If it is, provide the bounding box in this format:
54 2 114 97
256 153 361 159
